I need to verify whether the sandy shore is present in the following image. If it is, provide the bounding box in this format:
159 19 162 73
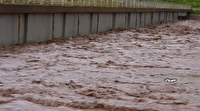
0 20 200 111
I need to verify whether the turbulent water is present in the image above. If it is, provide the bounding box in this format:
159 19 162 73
0 20 200 111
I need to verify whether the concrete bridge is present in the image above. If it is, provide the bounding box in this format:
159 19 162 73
0 4 191 47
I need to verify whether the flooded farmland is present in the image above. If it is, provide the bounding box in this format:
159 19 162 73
0 19 200 111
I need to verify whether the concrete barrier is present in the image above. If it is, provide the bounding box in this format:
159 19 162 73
136 13 141 28
115 13 126 29
91 13 98 34
152 12 159 24
130 13 137 28
125 13 129 28
79 13 91 36
145 12 152 26
166 12 170 22
54 13 64 38
64 13 78 37
19 14 25 44
174 12 178 20
170 12 174 21
0 5 191 47
140 12 145 27
160 12 166 23
98 13 113 32
0 14 18 46
26 14 53 43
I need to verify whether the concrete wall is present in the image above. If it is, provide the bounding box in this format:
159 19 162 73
26 14 53 43
153 12 159 24
140 12 145 27
145 12 152 26
160 12 166 23
54 13 64 38
0 14 18 46
170 12 174 21
174 12 178 20
98 13 113 32
19 14 25 44
114 13 126 29
130 13 137 28
79 13 91 36
136 13 141 28
125 13 129 28
166 12 170 22
64 13 78 37
91 13 98 33
0 11 189 47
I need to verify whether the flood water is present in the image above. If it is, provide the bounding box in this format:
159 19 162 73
0 20 200 111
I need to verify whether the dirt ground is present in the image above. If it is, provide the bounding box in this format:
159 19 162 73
0 19 200 111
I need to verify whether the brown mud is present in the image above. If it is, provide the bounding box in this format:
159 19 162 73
189 14 200 20
0 20 200 111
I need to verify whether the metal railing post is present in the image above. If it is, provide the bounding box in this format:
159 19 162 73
111 0 113 7
71 0 73 6
88 0 90 6
11 0 14 4
106 0 108 7
94 0 96 6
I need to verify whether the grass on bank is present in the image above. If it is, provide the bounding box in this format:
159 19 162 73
191 8 200 14
157 0 200 14
0 1 126 7
0 0 198 13
157 0 200 8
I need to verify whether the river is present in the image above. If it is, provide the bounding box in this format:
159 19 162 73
0 19 200 111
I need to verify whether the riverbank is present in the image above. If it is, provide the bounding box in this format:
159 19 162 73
189 14 200 20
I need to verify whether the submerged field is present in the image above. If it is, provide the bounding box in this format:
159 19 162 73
0 20 200 111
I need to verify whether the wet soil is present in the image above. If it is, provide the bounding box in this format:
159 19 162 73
189 14 200 20
0 20 200 111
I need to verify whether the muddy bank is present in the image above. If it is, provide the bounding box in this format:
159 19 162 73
189 14 200 20
0 20 200 111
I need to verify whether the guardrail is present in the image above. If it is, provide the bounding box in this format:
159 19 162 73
0 0 191 9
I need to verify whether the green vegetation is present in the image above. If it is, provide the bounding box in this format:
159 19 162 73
157 0 200 13
0 0 198 13
191 8 200 14
0 1 128 8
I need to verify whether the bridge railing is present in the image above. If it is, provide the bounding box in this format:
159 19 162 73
0 0 191 9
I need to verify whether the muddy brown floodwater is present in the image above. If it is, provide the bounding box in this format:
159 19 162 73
0 20 200 111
